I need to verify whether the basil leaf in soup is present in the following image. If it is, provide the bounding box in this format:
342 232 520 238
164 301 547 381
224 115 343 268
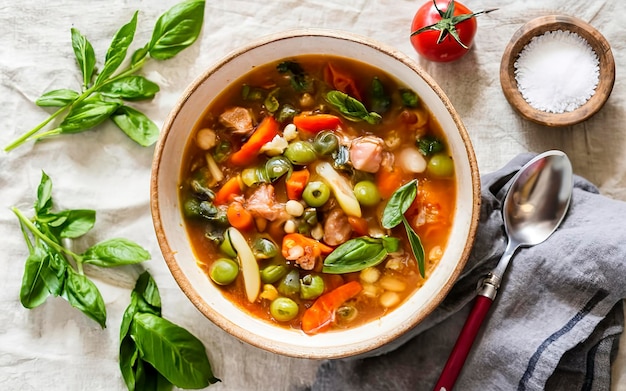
381 179 418 229
323 236 390 274
325 90 382 125
403 216 426 277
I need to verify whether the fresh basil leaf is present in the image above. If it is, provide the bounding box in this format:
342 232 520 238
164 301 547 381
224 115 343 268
135 358 174 391
95 12 138 85
62 269 107 327
322 236 388 274
325 90 382 125
148 0 205 60
403 216 425 277
35 171 53 215
131 45 150 66
120 335 140 390
131 312 219 388
381 179 418 229
36 89 80 107
370 77 390 114
58 93 121 134
82 238 151 268
71 27 96 88
20 245 51 308
111 105 160 147
134 271 162 309
39 251 67 297
99 76 160 101
48 209 96 238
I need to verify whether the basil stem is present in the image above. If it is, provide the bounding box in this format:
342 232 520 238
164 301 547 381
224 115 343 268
12 171 150 327
4 0 205 152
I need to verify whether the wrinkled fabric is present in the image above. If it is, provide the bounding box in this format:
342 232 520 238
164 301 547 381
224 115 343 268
308 153 626 390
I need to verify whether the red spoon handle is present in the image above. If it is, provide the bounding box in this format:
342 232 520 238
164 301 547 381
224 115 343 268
433 295 494 391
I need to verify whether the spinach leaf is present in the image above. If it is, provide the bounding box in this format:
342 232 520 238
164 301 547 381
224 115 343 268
35 89 79 107
370 77 391 114
417 136 444 156
19 245 51 308
63 269 107 328
325 90 382 125
148 0 205 60
99 76 160 101
403 216 425 277
58 93 121 134
131 312 219 388
71 27 96 89
95 12 138 85
381 179 418 229
82 238 151 268
323 236 392 274
111 105 160 147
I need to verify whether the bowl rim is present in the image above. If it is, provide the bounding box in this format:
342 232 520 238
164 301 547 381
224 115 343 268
150 28 481 358
499 15 615 127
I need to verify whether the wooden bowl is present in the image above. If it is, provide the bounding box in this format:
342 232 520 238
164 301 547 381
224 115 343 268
500 15 615 127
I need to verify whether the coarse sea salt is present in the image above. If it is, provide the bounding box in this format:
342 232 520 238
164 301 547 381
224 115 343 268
514 30 600 114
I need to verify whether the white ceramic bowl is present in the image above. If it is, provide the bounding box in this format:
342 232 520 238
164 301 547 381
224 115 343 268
151 29 480 359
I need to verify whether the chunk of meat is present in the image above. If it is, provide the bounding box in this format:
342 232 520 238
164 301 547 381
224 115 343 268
219 107 254 134
245 184 287 222
323 208 352 246
285 244 317 270
349 135 384 173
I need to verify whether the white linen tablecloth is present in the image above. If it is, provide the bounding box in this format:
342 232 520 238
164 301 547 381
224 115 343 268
1 0 624 389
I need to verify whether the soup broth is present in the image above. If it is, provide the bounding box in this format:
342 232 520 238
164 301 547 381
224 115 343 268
180 55 456 334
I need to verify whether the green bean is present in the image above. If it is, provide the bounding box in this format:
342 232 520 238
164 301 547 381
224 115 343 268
300 274 325 300
252 237 279 260
302 181 331 207
270 297 299 322
260 264 288 284
209 258 239 285
284 141 317 165
336 305 358 323
219 230 237 257
427 153 454 177
353 180 381 207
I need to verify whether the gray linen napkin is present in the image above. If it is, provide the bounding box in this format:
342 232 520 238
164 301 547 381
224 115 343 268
304 153 626 391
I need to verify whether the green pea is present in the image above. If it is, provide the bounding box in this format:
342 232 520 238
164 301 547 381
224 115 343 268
278 270 301 296
353 180 381 207
427 153 454 177
270 297 299 322
209 258 239 285
302 181 330 207
260 264 288 284
284 141 317 165
300 274 325 300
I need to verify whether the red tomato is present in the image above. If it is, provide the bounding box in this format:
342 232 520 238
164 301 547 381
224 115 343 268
410 0 487 62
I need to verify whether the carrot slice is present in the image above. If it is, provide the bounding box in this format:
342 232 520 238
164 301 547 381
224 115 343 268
376 165 406 200
348 216 369 236
281 233 333 260
293 113 341 133
230 116 280 166
285 168 310 200
214 175 242 205
301 280 362 335
226 202 254 230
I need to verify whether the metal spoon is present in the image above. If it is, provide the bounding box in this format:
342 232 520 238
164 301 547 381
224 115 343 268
434 150 574 391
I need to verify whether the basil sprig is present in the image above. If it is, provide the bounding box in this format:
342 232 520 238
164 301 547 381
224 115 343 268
381 179 426 277
325 90 382 125
5 0 206 152
322 236 400 274
120 271 220 390
12 171 151 327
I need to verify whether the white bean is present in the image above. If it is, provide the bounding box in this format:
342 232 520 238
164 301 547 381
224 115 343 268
379 276 406 292
283 123 298 141
311 223 324 240
196 128 217 150
284 219 296 234
285 200 304 217
360 267 381 284
398 147 427 173
380 291 401 308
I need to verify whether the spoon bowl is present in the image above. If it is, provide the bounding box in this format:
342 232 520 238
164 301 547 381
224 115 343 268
435 150 574 390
